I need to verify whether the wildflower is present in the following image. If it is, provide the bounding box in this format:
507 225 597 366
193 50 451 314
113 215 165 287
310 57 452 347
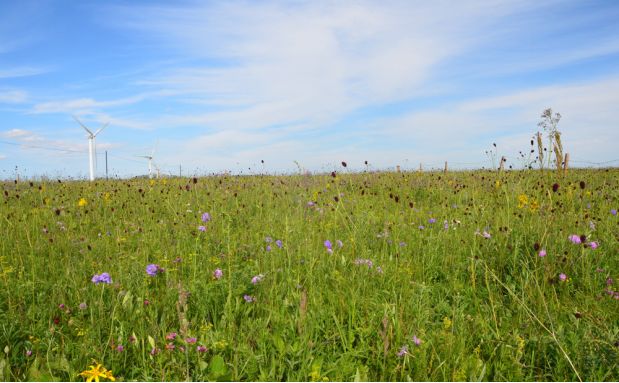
197 345 208 353
324 240 332 250
150 347 159 355
78 198 88 207
443 221 449 230
143 299 150 306
559 273 567 282
165 332 177 341
552 183 559 192
79 302 88 310
568 235 581 244
399 241 406 247
418 225 425 230
146 264 163 276
611 209 617 216
397 345 409 357
482 231 491 239
58 303 65 309
213 268 223 280
91 273 112 285
129 335 137 343
198 225 207 232
185 337 197 344
538 249 547 257
412 335 422 346
589 221 596 230
307 201 315 207
336 240 343 248
517 194 528 208
589 241 599 250
26 350 32 357
165 343 175 351
266 245 271 252
116 345 124 352
243 294 255 303
376 266 383 274
265 237 272 243
79 363 115 382
276 239 283 248
251 274 263 285
606 277 613 286
201 212 211 223
428 218 436 224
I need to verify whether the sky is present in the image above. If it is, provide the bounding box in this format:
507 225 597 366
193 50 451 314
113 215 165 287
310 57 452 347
1 0 619 179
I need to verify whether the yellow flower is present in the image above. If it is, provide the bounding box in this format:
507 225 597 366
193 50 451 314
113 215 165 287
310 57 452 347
443 316 452 330
517 194 528 209
79 363 115 382
78 198 88 207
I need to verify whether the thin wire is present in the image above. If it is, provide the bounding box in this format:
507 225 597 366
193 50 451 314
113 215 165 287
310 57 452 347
0 139 86 154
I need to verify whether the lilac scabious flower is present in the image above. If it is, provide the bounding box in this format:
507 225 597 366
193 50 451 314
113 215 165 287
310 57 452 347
198 225 207 232
482 231 491 239
589 241 599 250
243 294 255 303
201 212 211 223
611 209 617 216
324 240 332 250
418 225 425 230
146 264 163 276
213 268 223 280
276 239 283 248
251 274 264 284
538 249 547 257
559 273 567 282
443 221 449 230
266 245 272 252
428 218 436 224
412 335 422 346
569 234 581 244
336 240 343 248
399 241 406 247
91 272 112 285
397 345 409 357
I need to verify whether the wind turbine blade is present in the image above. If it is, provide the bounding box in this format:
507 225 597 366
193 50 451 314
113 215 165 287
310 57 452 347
73 115 93 136
94 122 109 137
151 139 159 157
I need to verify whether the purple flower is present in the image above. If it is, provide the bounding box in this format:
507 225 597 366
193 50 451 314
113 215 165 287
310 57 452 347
569 234 581 244
397 345 409 357
324 240 332 250
418 225 425 230
26 350 32 357
116 345 124 352
79 302 88 310
428 218 436 224
91 272 112 285
376 266 383 274
165 343 175 351
165 332 177 341
185 337 197 344
213 268 223 280
588 241 598 250
266 245 272 252
412 335 422 346
307 201 315 207
197 345 208 353
611 209 617 216
58 303 65 309
201 212 211 223
198 225 207 232
276 239 283 248
146 264 163 276
538 249 547 257
443 221 449 230
251 274 263 284
336 240 343 248
606 277 613 286
399 241 406 247
243 294 255 303
482 231 491 239
150 347 159 355
559 273 567 282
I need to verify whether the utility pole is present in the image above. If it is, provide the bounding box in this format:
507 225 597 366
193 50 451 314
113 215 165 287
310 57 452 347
179 165 182 178
105 151 109 180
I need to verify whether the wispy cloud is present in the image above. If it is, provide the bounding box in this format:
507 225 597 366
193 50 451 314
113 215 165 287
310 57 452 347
0 67 47 79
0 89 27 103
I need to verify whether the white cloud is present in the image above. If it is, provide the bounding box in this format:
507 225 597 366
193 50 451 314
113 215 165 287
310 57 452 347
0 67 47 79
0 89 27 103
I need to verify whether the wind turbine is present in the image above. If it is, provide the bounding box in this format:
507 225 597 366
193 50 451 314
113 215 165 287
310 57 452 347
73 116 108 181
137 142 158 179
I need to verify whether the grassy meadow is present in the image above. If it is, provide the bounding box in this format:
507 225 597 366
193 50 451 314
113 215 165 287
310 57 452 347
0 168 618 381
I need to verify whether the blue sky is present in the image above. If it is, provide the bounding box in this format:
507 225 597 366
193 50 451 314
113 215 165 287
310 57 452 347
1 0 619 178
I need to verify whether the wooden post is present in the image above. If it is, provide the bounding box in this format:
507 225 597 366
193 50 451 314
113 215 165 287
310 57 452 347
396 165 401 173
563 153 569 176
444 161 448 174
419 163 423 172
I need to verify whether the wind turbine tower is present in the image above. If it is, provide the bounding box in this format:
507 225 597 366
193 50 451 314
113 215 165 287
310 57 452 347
73 116 108 181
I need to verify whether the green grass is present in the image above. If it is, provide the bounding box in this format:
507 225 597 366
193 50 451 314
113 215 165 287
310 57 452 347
0 169 618 381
